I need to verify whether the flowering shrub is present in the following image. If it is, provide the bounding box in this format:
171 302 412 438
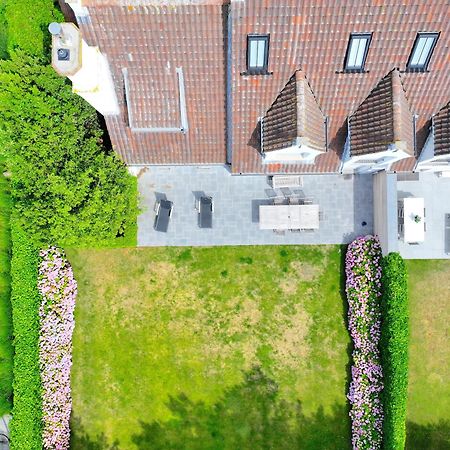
38 247 77 450
345 236 384 449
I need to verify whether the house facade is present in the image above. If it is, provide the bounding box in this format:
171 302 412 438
52 0 450 175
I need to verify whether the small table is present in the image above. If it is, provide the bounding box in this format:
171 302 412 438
403 198 425 243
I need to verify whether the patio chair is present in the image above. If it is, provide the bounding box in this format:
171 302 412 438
265 188 278 198
273 229 285 235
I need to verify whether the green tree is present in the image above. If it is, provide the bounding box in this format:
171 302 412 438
0 51 138 247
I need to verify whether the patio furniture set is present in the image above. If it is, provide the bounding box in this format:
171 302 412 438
398 197 426 244
260 176 322 233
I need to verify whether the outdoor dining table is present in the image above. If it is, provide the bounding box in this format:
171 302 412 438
259 204 320 230
402 197 425 243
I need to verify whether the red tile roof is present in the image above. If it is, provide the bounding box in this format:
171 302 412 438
229 0 450 173
73 0 449 173
262 70 325 154
78 2 227 165
433 101 450 156
349 69 414 156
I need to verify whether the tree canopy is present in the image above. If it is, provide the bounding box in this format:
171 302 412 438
0 51 138 247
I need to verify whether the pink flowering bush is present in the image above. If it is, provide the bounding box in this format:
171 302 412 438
38 247 77 450
345 236 384 449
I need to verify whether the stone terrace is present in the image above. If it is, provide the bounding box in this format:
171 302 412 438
136 165 373 247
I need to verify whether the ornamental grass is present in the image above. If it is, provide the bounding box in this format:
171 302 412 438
345 236 384 450
38 247 77 450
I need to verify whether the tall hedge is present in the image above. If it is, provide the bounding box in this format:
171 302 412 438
9 221 42 450
380 253 409 450
4 0 63 56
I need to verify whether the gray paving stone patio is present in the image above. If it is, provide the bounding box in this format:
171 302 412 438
136 165 373 247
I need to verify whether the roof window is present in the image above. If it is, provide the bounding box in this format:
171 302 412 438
407 32 439 71
344 33 372 72
247 34 269 74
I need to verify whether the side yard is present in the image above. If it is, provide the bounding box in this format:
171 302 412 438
406 260 450 449
67 245 351 450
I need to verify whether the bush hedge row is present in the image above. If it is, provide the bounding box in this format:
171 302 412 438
9 220 42 450
380 252 409 450
345 236 384 450
38 247 77 449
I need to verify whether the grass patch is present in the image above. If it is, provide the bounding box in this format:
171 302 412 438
0 165 12 415
67 245 351 449
405 259 450 449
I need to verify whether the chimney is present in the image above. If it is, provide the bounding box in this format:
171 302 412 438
49 22 119 116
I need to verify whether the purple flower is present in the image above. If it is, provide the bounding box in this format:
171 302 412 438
38 247 77 450
345 236 384 450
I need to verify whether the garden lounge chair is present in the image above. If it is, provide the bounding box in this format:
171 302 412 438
198 196 213 228
154 199 173 232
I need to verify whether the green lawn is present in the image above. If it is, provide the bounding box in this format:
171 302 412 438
406 260 450 449
0 164 13 415
67 245 351 450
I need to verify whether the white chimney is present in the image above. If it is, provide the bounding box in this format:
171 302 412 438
49 23 119 116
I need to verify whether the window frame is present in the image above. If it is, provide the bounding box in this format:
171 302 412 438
246 34 270 75
407 32 439 71
343 33 372 72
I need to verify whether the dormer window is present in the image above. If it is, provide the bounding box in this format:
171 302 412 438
407 32 439 71
247 34 269 74
344 33 372 72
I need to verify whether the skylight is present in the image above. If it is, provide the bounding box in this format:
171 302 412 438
344 33 372 71
247 34 269 74
407 32 439 71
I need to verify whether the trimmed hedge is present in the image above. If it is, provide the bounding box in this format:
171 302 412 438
381 253 409 450
9 221 42 450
